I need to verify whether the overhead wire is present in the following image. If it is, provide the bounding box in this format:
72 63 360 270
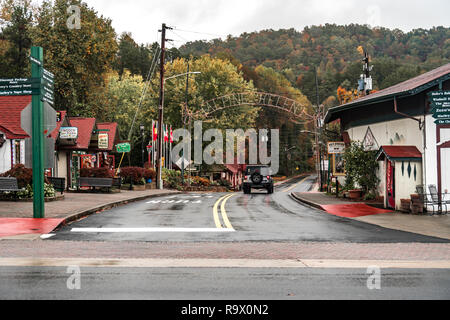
127 44 161 140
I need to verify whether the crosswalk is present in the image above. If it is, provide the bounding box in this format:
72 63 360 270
146 199 202 204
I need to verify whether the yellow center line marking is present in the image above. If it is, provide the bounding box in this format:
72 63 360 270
220 194 235 230
283 176 310 192
213 194 229 229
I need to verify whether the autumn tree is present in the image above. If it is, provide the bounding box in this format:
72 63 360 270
31 0 117 117
0 0 34 77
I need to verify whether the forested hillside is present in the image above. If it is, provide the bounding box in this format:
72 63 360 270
180 24 450 106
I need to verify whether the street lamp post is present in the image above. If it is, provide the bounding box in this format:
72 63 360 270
156 67 201 189
140 124 145 167
300 128 322 190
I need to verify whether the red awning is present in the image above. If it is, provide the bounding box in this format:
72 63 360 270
376 145 422 161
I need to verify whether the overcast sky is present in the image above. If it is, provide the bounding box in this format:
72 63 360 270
55 0 450 46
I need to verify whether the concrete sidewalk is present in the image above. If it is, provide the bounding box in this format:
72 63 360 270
0 189 179 239
291 192 450 240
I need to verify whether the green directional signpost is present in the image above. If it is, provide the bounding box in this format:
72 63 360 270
429 90 450 125
0 46 55 218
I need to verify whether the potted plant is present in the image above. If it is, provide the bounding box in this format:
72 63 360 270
348 189 362 199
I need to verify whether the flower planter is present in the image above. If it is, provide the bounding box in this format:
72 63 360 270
132 184 146 191
348 189 362 199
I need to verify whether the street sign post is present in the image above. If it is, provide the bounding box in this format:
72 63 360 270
30 46 45 218
1 47 56 218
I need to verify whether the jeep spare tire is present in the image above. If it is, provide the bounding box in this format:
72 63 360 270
251 172 262 184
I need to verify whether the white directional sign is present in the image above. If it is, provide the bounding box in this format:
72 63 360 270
176 157 190 170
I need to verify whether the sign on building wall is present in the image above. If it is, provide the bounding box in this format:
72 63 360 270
59 127 78 139
362 126 379 151
429 90 450 125
98 133 109 149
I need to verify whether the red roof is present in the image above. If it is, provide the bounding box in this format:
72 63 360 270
0 96 31 139
96 122 118 151
64 117 96 150
225 158 246 174
376 145 422 161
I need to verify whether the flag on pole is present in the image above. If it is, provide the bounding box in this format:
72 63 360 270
169 125 173 169
164 124 169 142
153 121 158 141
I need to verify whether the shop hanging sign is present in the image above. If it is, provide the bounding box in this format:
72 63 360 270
59 127 78 139
327 142 345 154
98 133 109 149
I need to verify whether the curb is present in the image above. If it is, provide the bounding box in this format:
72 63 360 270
274 173 313 187
54 191 181 230
289 192 325 211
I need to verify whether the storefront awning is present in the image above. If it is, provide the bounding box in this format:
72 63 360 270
376 145 422 162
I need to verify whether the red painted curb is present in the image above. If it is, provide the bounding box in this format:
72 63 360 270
0 218 64 237
321 203 393 218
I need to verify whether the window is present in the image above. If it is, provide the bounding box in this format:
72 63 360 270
14 140 22 165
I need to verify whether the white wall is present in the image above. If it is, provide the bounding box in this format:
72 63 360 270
0 135 11 174
394 160 422 210
347 118 424 151
424 115 437 193
425 114 450 200
347 117 425 205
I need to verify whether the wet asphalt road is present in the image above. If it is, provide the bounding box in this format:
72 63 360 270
48 175 449 243
1 266 449 300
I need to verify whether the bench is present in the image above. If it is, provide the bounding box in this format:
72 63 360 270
112 177 122 189
0 177 23 199
77 177 113 192
48 177 65 194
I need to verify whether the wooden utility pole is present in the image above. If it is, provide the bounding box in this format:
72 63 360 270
314 67 322 191
156 23 171 189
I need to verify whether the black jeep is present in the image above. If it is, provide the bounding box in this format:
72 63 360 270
243 165 274 194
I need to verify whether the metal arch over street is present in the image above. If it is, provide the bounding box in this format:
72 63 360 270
191 92 315 124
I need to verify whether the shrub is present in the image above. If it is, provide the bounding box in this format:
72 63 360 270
12 183 55 199
0 164 33 188
162 168 182 188
343 142 380 194
119 166 145 185
80 167 114 178
143 168 156 181
191 176 210 186
218 179 231 187
0 164 50 188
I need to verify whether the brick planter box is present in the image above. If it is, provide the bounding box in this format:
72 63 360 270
120 184 146 191
410 194 424 214
400 199 411 213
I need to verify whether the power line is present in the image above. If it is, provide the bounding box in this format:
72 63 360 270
127 46 161 140
171 27 225 39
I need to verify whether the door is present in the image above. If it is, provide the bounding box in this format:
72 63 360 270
386 159 395 209
70 153 80 189
441 147 450 201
